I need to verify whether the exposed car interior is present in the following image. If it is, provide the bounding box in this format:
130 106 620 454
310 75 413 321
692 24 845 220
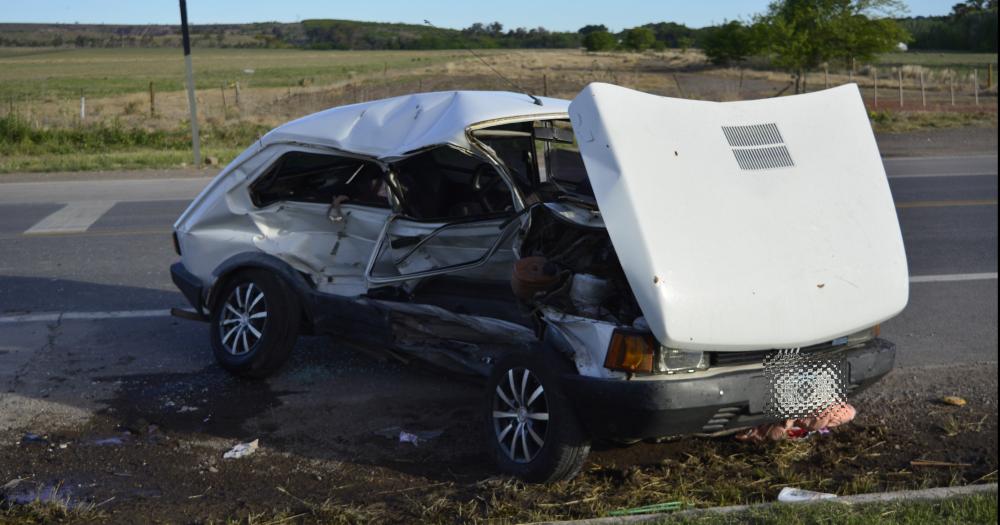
390 146 514 220
250 150 388 208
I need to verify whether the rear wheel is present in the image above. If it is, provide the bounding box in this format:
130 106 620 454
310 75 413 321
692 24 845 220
209 269 300 378
486 353 590 482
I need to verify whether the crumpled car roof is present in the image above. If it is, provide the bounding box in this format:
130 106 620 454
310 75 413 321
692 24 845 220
262 90 570 159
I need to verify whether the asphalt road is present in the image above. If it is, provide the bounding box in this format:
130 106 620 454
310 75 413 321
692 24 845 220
0 155 997 376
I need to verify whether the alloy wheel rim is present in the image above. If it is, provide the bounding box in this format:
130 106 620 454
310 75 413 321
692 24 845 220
219 282 267 356
492 367 549 463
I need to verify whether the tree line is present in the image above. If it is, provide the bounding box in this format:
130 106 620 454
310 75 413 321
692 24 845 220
0 1 995 59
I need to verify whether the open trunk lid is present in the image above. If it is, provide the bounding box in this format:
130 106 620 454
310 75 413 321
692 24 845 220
568 83 908 351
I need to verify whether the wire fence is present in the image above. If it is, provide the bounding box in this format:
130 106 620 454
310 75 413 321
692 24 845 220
2 57 997 132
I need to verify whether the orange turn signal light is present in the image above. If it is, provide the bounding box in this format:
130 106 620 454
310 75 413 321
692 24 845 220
605 330 656 373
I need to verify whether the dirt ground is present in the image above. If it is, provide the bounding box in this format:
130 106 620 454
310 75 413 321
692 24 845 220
1 331 996 524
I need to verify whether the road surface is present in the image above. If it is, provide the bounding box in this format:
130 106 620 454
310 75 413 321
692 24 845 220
0 154 996 432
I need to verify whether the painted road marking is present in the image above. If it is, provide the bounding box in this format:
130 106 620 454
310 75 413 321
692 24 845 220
896 199 998 209
24 201 116 234
0 309 172 324
4 228 170 241
910 272 998 283
888 172 997 179
0 271 995 325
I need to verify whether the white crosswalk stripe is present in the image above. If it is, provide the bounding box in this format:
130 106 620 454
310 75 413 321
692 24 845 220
24 201 116 234
909 272 998 283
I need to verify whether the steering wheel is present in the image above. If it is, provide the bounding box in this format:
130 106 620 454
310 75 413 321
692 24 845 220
472 165 506 213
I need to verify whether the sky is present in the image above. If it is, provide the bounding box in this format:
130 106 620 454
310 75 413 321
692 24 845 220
1 0 955 31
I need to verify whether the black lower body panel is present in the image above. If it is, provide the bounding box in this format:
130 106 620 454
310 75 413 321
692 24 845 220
560 338 896 439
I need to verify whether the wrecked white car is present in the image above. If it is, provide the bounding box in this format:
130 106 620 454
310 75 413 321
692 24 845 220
171 83 909 482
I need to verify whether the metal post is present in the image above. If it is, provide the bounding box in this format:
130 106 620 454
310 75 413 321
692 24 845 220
179 0 200 167
149 81 156 116
79 93 85 122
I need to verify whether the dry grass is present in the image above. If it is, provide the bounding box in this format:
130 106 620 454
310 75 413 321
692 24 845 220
1 47 995 173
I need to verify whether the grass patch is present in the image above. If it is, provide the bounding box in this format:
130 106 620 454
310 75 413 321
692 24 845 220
0 148 245 173
663 490 998 524
0 47 470 100
876 51 999 68
869 109 998 133
0 113 258 172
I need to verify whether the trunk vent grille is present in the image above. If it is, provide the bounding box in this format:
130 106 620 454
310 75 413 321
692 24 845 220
722 123 794 171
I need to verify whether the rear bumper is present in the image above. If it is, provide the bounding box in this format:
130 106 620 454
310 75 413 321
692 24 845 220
561 338 895 439
170 261 205 314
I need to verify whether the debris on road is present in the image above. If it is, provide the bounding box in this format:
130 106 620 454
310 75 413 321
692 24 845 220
223 439 259 459
607 501 683 516
19 433 48 445
942 396 967 407
92 436 127 446
737 403 857 443
776 487 837 502
376 426 444 446
910 459 973 468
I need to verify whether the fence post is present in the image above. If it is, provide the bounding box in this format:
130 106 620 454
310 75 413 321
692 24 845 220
919 69 926 108
220 84 227 111
849 57 855 84
873 66 878 107
149 81 156 116
988 63 993 89
235 81 241 108
543 74 548 97
79 91 86 122
824 63 829 89
898 68 903 108
974 68 979 106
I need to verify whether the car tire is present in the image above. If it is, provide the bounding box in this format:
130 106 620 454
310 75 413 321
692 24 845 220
485 352 591 483
209 269 300 378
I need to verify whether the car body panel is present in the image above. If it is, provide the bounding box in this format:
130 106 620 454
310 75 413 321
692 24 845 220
261 90 569 160
569 83 909 351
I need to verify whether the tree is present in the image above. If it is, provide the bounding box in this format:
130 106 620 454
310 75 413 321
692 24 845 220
756 0 909 93
578 24 609 36
702 20 760 65
622 27 655 51
583 30 616 51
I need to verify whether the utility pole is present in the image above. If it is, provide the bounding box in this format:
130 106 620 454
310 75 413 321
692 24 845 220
179 0 200 167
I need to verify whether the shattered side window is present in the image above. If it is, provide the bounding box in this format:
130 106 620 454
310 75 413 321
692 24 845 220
538 120 592 198
250 151 388 208
391 146 514 221
477 121 538 190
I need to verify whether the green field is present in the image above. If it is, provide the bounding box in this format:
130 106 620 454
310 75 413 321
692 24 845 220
876 51 999 67
0 47 469 99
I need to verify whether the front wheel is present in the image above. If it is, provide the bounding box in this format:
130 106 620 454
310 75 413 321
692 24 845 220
209 269 300 378
485 353 591 483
